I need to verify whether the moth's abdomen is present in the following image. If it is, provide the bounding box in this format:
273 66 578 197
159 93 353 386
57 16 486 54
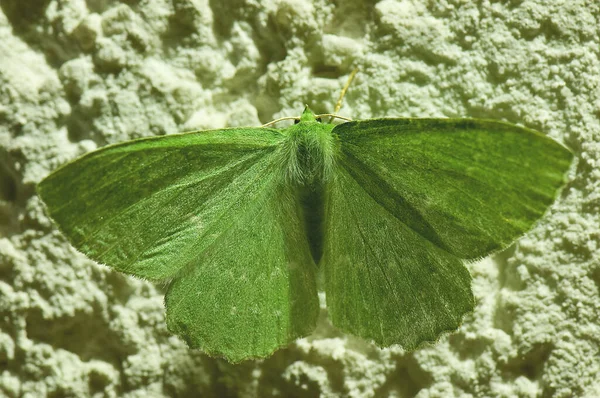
275 120 336 265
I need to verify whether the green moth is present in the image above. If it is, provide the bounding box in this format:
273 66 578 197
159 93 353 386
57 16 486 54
38 104 573 363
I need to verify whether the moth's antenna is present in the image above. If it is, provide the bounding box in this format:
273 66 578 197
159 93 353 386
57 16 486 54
261 116 300 127
315 114 352 122
329 68 358 123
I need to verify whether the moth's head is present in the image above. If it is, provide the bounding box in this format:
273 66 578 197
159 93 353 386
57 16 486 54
297 106 322 124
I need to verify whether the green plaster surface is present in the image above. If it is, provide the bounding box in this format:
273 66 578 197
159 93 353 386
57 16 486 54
1 0 599 397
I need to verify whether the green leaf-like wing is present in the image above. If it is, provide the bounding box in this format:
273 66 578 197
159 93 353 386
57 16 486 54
323 118 572 349
38 128 319 362
322 166 474 349
332 119 573 259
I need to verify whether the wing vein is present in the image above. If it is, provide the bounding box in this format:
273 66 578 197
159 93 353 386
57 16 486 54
345 173 405 326
97 151 271 269
167 161 277 313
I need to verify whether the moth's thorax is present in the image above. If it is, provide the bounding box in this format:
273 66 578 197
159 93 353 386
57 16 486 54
277 113 337 185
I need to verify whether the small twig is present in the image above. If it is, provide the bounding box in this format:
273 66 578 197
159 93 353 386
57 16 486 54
329 68 358 123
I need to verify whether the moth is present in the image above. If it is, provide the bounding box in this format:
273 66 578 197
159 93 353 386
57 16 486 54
38 85 573 363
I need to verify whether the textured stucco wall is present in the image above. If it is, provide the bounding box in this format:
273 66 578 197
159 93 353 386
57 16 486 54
1 0 599 397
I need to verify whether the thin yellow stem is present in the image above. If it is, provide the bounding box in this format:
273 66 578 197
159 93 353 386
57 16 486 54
329 68 358 122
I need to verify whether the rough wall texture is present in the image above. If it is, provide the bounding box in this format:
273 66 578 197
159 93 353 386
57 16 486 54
1 0 599 397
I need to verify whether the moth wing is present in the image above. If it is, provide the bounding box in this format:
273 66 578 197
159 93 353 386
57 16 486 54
331 119 573 259
322 165 473 349
322 119 572 348
38 128 319 361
